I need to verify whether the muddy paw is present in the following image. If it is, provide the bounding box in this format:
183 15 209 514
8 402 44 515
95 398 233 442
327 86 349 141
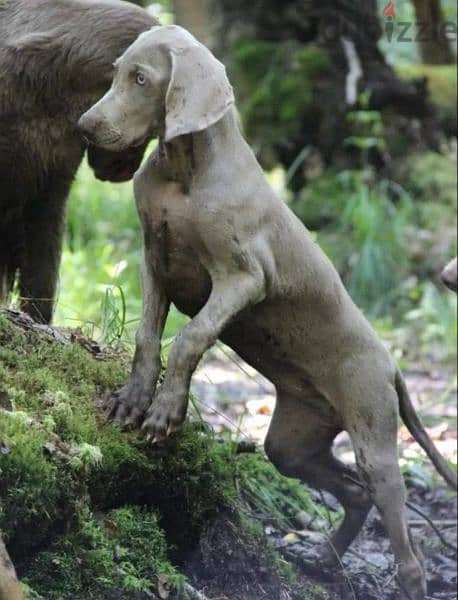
141 389 188 444
104 378 152 428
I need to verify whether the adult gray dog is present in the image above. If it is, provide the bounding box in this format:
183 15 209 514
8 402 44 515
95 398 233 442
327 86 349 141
78 25 457 600
0 0 156 323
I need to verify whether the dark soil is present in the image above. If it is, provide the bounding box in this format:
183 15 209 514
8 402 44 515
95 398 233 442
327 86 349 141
182 512 295 600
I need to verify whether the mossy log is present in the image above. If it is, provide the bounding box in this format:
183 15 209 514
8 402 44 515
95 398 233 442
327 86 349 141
0 310 323 599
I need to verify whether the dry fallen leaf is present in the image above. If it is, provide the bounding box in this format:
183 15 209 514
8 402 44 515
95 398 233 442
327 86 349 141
282 532 301 544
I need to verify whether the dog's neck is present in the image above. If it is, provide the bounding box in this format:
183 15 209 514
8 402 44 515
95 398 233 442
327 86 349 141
158 108 242 189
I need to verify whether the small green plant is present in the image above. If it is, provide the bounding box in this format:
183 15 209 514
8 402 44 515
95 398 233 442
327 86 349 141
100 284 127 347
345 91 386 166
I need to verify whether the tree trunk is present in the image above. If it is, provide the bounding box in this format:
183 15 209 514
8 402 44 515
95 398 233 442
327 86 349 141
173 0 215 48
412 0 455 64
212 0 440 183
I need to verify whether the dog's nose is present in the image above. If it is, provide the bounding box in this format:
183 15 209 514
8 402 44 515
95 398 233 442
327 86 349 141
77 113 100 144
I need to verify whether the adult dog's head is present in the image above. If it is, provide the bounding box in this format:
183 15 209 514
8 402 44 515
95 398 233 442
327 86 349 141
77 25 234 150
5 0 157 183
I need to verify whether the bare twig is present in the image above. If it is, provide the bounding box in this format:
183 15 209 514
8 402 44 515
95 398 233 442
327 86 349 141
184 582 210 600
408 519 457 528
405 501 457 553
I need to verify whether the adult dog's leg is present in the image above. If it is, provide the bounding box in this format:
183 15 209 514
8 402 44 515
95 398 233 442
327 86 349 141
142 272 265 441
107 248 169 427
19 179 70 324
345 383 426 600
265 390 372 565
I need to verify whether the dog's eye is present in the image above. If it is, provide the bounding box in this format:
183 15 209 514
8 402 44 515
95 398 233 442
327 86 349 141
136 72 146 86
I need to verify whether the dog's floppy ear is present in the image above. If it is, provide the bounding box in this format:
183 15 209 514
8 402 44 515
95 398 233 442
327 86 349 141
164 42 235 142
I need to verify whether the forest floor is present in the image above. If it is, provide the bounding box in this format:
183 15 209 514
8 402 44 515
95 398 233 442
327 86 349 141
191 345 457 600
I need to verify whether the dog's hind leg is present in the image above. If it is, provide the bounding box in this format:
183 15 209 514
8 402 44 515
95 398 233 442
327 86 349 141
264 389 372 566
344 382 427 600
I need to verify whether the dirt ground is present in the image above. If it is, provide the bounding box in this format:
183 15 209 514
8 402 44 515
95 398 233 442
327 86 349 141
190 345 458 600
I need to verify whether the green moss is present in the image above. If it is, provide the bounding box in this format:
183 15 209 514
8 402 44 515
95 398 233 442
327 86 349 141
0 315 237 559
23 506 183 599
90 425 237 548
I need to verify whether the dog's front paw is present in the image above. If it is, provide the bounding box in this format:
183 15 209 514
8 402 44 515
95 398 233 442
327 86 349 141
104 378 153 428
141 388 188 443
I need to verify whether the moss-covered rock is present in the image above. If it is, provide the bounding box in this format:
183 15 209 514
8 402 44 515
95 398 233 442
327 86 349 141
0 314 237 556
0 312 327 599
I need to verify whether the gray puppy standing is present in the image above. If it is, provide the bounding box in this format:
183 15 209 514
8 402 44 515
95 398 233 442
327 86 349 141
79 26 457 600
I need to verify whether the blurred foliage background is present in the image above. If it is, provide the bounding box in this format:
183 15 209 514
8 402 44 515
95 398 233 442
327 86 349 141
54 0 457 364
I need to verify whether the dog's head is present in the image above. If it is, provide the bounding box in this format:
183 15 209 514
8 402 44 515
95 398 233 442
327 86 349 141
77 25 235 150
441 257 457 293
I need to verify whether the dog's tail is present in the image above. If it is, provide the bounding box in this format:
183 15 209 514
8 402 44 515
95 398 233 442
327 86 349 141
396 369 457 490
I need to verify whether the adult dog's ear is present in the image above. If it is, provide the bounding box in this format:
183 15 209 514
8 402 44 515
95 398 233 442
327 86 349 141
165 42 235 142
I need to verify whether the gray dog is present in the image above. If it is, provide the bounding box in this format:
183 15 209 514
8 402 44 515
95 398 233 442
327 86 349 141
79 26 457 600
0 0 155 323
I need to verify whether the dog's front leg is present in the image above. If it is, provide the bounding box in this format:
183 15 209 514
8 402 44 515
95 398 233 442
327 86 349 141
106 250 170 428
142 271 265 442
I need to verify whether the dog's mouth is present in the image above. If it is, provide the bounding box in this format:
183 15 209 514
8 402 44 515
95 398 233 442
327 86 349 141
95 164 135 183
88 141 149 183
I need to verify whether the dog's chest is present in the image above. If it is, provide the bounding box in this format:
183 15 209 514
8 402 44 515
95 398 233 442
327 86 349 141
136 177 212 316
